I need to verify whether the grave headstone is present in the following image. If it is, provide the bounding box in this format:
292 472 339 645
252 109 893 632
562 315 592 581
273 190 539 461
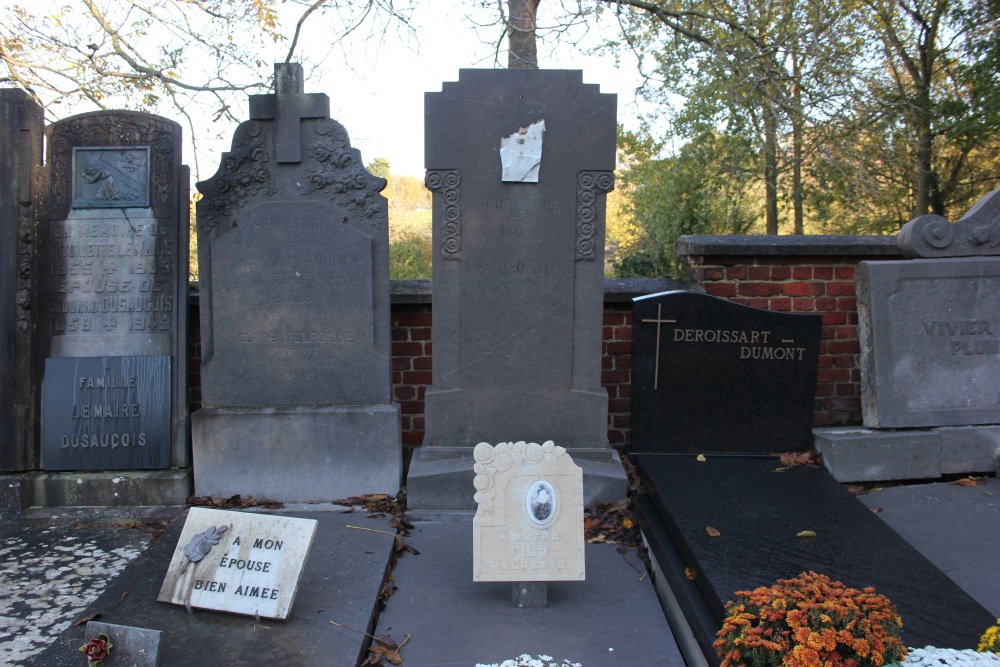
82 621 161 667
158 507 317 619
37 110 189 471
898 188 1000 258
628 291 995 664
857 258 1000 428
631 290 822 453
0 89 43 472
408 69 625 511
191 63 401 501
472 440 584 583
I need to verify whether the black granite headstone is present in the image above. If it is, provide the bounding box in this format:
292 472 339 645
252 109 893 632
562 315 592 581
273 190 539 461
631 291 822 453
0 90 43 471
37 110 189 471
407 69 626 512
42 356 171 470
191 63 401 502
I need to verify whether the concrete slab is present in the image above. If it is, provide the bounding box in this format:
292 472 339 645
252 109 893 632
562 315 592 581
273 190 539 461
375 521 684 666
29 508 395 667
858 479 1000 617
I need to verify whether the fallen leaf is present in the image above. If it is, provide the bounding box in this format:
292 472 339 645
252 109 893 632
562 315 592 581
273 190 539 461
706 526 721 538
796 530 816 538
696 454 707 462
72 613 100 627
685 567 698 580
870 506 882 514
777 450 822 467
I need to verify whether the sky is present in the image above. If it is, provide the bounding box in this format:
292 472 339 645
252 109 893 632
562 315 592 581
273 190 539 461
188 2 658 181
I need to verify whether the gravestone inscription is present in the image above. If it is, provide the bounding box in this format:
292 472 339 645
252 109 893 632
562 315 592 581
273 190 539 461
158 507 317 619
631 290 822 453
472 440 584 582
857 257 1000 428
37 110 189 470
409 69 625 511
192 63 400 501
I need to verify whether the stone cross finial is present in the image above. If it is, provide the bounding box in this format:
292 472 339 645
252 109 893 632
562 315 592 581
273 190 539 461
248 63 330 163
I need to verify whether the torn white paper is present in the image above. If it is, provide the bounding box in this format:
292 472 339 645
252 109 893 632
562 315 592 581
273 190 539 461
500 120 545 182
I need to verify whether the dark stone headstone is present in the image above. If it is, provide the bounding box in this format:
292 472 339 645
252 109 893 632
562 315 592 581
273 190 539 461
37 110 189 471
407 69 626 512
0 90 43 471
41 356 171 470
631 291 822 454
192 63 401 502
857 257 1000 428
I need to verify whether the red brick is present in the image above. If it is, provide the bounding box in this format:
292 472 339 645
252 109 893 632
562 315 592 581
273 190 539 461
815 297 838 312
818 368 851 383
769 297 792 312
832 354 856 368
618 384 632 398
402 370 433 385
815 383 835 397
835 325 857 340
783 282 825 296
392 357 412 371
608 430 626 444
825 397 861 412
613 415 631 429
813 266 834 280
792 266 813 280
603 311 626 326
417 386 426 400
605 341 632 356
601 370 630 384
393 311 432 327
838 297 857 311
392 341 424 357
827 281 856 296
614 325 633 341
400 415 411 430
395 386 416 400
602 326 615 341
836 383 858 396
411 415 425 430
817 355 833 368
748 266 771 280
792 297 815 311
769 266 791 280
602 356 613 370
706 282 737 298
827 340 860 355
398 400 423 414
411 327 432 341
739 282 782 297
413 356 433 370
609 399 631 413
822 312 848 325
703 267 725 281
391 328 408 341
402 432 423 446
835 266 855 280
615 354 632 370
726 267 749 280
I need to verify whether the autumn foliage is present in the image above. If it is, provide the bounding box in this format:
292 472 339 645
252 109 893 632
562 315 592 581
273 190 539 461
980 619 1000 655
714 571 907 667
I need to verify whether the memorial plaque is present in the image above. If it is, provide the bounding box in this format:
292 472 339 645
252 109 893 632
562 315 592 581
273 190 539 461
41 356 171 470
473 441 585 582
37 110 189 469
857 257 1000 428
158 507 317 620
82 622 161 667
631 291 822 453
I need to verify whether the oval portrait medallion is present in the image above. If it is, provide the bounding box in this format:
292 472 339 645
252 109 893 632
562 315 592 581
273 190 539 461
526 480 557 526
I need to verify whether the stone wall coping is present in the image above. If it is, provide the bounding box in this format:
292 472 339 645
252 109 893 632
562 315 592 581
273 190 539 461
675 234 903 258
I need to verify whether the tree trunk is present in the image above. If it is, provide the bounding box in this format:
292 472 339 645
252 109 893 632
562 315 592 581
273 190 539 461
508 0 540 69
792 52 804 235
764 103 780 235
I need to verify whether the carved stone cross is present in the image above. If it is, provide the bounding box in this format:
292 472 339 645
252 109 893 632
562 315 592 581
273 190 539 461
249 63 330 163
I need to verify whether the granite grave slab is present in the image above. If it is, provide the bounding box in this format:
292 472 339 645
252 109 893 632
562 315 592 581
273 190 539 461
0 90 43 473
36 109 189 471
82 622 161 667
631 290 822 453
409 68 626 512
473 441 584 582
857 257 1000 428
158 507 317 619
192 63 400 502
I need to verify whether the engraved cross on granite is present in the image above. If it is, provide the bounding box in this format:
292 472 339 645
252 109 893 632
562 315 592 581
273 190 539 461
249 63 330 163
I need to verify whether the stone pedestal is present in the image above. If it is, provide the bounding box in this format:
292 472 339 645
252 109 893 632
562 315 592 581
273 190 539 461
192 406 401 502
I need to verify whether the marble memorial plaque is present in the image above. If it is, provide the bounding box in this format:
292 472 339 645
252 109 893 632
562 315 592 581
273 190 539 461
82 621 161 667
158 508 317 619
41 355 171 470
473 441 584 582
857 257 1000 427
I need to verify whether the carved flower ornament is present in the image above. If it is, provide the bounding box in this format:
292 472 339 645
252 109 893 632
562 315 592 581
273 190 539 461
180 524 229 573
472 441 565 517
80 633 113 666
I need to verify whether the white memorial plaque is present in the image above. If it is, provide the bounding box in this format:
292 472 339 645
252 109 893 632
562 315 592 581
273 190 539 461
158 508 317 619
473 440 585 582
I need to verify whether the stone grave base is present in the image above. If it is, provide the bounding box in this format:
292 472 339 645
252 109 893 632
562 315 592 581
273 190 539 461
631 453 995 665
31 508 396 666
816 425 1000 482
373 521 684 666
192 405 401 502
406 446 627 518
0 469 192 517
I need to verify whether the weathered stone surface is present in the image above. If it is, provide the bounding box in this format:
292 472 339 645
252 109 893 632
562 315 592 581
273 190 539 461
631 290 822 454
41 356 171 470
37 110 189 470
0 89 43 472
192 63 400 501
899 188 1000 258
158 507 317 619
814 427 942 482
412 69 624 510
83 621 161 667
473 441 584 582
857 258 1000 428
